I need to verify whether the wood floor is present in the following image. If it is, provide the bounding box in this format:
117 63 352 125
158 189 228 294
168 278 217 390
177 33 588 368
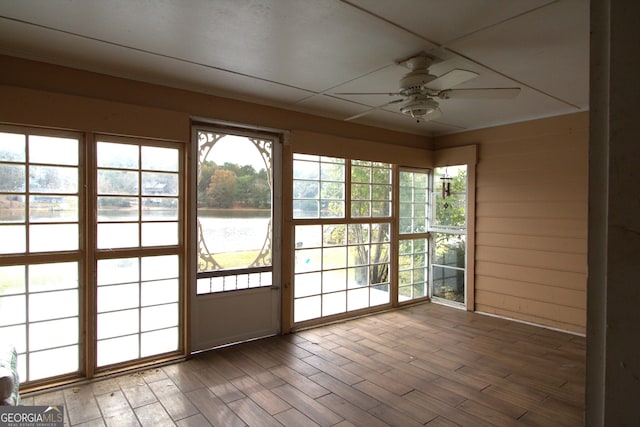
22 303 586 426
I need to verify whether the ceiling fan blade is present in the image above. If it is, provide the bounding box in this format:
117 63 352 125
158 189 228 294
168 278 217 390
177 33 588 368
424 69 479 91
439 87 521 99
335 92 401 96
345 99 403 121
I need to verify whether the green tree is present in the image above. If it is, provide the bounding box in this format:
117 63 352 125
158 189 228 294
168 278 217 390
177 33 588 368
198 161 217 206
208 169 236 208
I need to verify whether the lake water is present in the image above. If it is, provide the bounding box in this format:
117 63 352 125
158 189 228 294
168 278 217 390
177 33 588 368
197 209 271 253
0 208 271 254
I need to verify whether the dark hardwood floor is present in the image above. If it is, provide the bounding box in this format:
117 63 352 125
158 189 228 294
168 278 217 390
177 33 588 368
22 303 586 426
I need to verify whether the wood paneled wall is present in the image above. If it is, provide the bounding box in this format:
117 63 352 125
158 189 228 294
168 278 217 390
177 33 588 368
435 113 588 334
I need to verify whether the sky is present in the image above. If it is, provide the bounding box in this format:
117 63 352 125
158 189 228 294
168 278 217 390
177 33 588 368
205 134 270 172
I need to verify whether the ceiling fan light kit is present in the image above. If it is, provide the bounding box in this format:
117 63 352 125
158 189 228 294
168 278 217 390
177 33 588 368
400 97 440 121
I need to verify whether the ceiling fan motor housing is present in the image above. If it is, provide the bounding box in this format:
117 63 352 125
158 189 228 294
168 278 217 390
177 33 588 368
400 70 437 92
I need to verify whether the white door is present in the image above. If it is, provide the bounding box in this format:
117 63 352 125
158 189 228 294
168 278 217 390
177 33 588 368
190 127 280 352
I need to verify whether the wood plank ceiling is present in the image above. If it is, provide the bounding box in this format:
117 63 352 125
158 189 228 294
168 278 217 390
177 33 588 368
0 0 589 136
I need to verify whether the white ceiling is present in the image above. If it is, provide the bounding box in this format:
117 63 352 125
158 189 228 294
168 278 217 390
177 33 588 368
0 0 589 137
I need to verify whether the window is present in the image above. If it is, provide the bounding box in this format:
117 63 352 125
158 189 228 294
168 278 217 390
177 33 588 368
0 126 185 387
293 155 345 219
398 169 430 302
96 141 180 249
195 131 274 294
293 155 392 324
430 166 467 304
94 137 183 369
351 160 392 218
0 128 82 382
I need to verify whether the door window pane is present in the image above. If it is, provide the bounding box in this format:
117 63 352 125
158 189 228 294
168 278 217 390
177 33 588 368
433 166 467 230
398 238 429 302
196 131 274 294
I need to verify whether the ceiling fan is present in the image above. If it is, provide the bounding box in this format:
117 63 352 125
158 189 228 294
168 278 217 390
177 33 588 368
337 53 521 122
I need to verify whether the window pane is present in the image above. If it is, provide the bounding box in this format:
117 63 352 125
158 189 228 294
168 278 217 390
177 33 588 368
323 224 346 246
294 272 321 298
348 224 369 244
293 181 318 199
433 165 467 229
398 238 428 303
0 325 26 353
0 132 25 162
294 156 344 220
0 295 25 326
351 161 392 218
141 327 178 357
98 197 139 222
0 265 25 295
98 283 139 312
142 172 178 196
141 303 178 331
97 170 138 195
295 249 321 273
141 198 178 221
29 196 78 223
399 170 430 234
97 223 139 249
97 142 139 169
433 234 466 268
29 289 78 322
293 200 318 218
29 166 78 194
323 247 346 270
0 195 25 223
295 225 322 249
197 133 272 279
141 255 179 281
29 317 78 351
141 146 179 172
141 279 179 306
29 262 77 293
0 225 25 254
347 288 368 311
294 222 392 324
29 136 78 166
30 224 78 252
294 296 321 322
351 166 370 183
142 222 178 246
322 292 346 316
321 200 344 218
97 258 139 286
347 266 368 288
322 269 346 293
320 182 344 200
0 164 25 192
293 160 319 180
29 345 78 381
433 266 465 303
97 310 139 339
371 284 390 306
97 335 139 367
